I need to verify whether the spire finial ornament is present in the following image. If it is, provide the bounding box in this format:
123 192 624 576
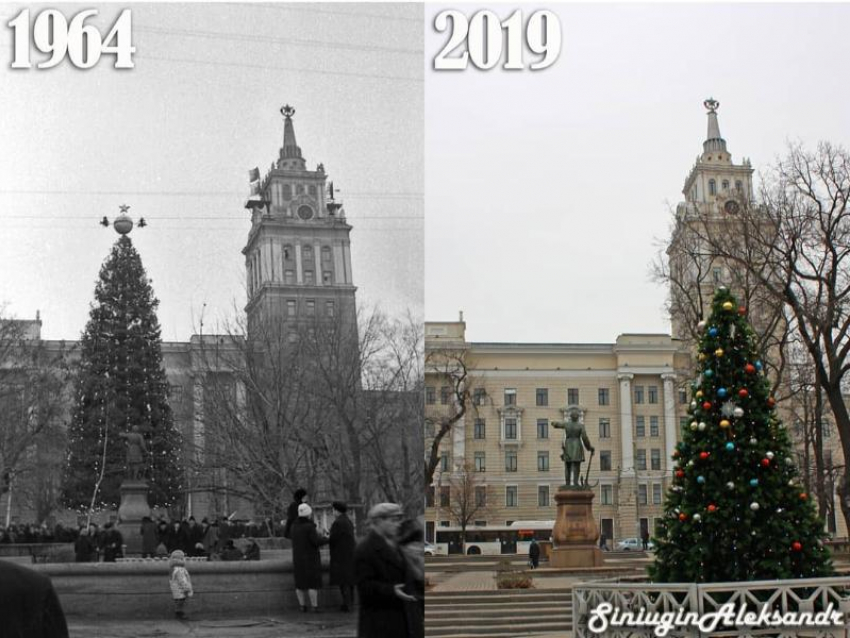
281 104 295 119
113 204 134 235
703 97 720 114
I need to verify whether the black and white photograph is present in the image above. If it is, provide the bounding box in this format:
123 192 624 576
0 3 423 637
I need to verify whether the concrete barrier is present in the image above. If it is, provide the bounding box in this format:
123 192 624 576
29 559 343 619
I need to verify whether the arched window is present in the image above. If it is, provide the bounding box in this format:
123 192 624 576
283 184 292 201
321 246 332 262
722 180 729 191
303 245 313 259
708 179 716 196
283 244 293 261
735 180 743 192
308 184 317 197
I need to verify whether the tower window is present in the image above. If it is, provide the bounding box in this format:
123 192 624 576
735 180 743 192
306 300 315 316
303 245 313 259
321 246 332 262
296 184 304 195
323 271 333 284
286 300 296 317
304 270 314 284
708 179 716 196
284 270 295 284
308 184 317 197
283 184 292 201
722 180 729 191
283 245 293 261
326 301 335 317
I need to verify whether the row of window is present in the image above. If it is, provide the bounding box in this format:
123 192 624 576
707 178 743 197
466 416 661 441
441 447 664 474
283 299 335 318
281 244 333 262
429 482 665 509
269 181 319 204
426 385 690 407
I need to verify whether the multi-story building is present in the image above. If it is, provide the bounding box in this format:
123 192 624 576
425 316 692 545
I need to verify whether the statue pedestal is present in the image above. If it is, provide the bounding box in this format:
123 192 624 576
550 487 603 568
117 480 151 556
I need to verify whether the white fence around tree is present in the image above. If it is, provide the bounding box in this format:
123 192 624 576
573 576 850 637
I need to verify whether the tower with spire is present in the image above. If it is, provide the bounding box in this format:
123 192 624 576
243 105 357 340
667 99 758 341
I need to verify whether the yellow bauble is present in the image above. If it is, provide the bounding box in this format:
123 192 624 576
722 301 734 311
720 419 730 428
699 353 707 361
715 348 724 357
696 390 703 398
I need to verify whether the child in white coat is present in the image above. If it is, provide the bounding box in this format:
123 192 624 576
169 550 194 619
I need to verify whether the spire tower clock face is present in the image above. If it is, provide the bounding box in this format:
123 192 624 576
297 205 314 220
723 200 740 215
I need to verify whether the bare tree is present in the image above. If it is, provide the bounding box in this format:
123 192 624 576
674 142 850 531
446 462 495 547
424 343 476 489
0 314 70 525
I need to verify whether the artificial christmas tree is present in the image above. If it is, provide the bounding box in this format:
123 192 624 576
651 288 833 582
62 233 182 512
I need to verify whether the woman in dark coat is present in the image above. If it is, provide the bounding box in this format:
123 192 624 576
140 516 158 558
283 487 308 539
329 501 357 612
355 503 416 638
290 503 328 612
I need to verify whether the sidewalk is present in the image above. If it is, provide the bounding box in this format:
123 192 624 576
68 613 357 638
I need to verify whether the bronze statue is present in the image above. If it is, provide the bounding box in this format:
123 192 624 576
118 425 148 481
551 408 594 488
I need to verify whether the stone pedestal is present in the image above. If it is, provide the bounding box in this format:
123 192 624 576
550 487 603 568
117 480 151 556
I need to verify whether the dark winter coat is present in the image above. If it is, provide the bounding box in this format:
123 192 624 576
283 501 300 539
74 534 95 563
355 531 410 638
329 513 356 586
0 560 69 638
102 528 124 562
290 517 327 590
529 541 540 567
140 520 158 556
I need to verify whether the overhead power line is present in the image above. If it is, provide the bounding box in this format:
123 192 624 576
0 189 423 200
217 3 423 24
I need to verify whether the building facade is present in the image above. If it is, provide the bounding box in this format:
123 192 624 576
425 318 693 545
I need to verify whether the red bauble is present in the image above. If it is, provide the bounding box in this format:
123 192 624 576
702 401 712 411
745 363 756 374
792 541 803 552
707 504 717 513
761 458 771 467
739 389 749 399
699 452 709 460
738 306 747 315
676 470 685 478
767 397 776 408
678 513 687 522
672 450 679 458
800 493 808 501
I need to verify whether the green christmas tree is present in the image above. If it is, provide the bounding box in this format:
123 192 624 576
651 288 833 582
62 235 182 511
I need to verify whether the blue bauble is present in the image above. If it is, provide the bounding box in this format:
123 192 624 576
749 478 759 487
725 442 735 451
697 476 706 484
717 388 727 398
755 361 763 370
709 327 719 337
705 369 714 378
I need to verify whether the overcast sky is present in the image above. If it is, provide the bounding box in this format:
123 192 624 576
424 3 850 344
0 3 423 341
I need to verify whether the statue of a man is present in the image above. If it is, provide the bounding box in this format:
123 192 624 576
551 409 594 488
118 425 148 481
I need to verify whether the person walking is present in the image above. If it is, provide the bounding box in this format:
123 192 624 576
168 550 194 619
291 503 328 612
102 522 124 562
528 538 540 569
355 502 416 638
329 501 356 612
0 561 69 637
398 518 425 638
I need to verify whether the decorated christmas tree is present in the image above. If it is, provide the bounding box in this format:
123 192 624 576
62 234 182 511
651 288 833 582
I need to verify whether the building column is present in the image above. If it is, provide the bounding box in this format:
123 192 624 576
661 373 678 472
342 241 353 284
618 373 636 539
295 242 303 283
313 242 322 283
333 241 345 285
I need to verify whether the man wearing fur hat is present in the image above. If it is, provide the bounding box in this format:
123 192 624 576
355 502 417 637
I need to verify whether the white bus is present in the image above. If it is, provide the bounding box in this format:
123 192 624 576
433 520 554 556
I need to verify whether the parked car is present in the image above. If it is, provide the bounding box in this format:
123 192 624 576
615 537 655 551
424 542 437 556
